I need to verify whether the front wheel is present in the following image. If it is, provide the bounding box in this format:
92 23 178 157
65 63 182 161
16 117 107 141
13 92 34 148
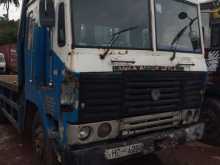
32 114 60 165
202 98 220 145
0 110 7 124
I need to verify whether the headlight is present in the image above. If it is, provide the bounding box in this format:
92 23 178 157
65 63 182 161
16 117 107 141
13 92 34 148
78 126 92 140
98 123 112 138
66 121 119 145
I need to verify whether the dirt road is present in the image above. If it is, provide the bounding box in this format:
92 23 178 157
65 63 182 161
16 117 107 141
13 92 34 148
159 143 220 165
0 124 32 165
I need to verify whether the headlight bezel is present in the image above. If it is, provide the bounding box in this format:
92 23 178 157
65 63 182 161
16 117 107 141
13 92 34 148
78 126 92 140
67 120 119 145
97 123 112 138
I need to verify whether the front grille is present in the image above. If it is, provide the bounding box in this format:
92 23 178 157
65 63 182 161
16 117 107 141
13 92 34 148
79 73 122 122
120 111 181 136
124 75 181 116
79 71 207 123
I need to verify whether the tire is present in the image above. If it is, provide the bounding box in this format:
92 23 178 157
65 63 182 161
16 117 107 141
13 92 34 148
0 110 7 124
32 114 60 165
202 98 220 145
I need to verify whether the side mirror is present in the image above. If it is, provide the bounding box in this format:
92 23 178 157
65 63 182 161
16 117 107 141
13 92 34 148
178 12 188 20
39 0 55 28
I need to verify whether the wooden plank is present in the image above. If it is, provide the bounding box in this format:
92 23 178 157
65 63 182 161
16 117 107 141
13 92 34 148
0 75 18 92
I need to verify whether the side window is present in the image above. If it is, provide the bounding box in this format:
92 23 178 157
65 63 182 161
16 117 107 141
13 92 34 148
58 3 66 47
26 13 35 50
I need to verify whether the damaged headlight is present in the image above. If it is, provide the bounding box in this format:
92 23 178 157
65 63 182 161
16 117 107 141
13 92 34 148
60 72 79 111
61 82 76 105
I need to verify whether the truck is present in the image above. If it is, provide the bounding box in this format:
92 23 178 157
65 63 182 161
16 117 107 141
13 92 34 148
0 0 207 164
201 1 220 145
0 53 6 73
0 43 17 73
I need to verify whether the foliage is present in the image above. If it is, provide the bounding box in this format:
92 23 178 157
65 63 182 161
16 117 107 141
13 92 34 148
0 20 19 45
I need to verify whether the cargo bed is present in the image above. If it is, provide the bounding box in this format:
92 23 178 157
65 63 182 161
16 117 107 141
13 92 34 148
0 75 18 92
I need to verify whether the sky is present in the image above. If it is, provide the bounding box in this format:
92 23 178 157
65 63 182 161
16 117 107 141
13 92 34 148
0 4 21 20
0 0 213 21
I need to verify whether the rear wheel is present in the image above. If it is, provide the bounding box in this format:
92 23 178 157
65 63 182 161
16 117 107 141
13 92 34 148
202 98 220 145
32 114 60 165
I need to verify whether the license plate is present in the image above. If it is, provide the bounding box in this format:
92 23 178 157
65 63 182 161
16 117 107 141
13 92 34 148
105 143 144 160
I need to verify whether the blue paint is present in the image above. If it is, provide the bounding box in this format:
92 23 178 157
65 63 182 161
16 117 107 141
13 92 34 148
18 25 79 144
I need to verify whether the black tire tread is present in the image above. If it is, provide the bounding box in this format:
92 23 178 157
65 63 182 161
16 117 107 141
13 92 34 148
32 114 60 165
0 110 7 124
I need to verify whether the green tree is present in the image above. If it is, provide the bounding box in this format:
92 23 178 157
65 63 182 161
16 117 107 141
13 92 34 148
0 0 20 21
0 20 19 45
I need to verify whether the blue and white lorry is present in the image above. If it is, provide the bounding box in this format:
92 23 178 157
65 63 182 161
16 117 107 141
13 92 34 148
0 0 207 164
201 1 220 145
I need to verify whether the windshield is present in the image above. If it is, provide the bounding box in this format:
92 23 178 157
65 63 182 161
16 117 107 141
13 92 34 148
71 0 152 50
155 0 202 53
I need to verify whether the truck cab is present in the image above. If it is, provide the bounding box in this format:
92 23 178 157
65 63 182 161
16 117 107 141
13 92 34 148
0 53 6 73
12 0 208 164
200 2 220 145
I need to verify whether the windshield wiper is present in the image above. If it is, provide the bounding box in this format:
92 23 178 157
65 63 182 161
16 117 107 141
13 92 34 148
100 26 139 59
170 17 198 61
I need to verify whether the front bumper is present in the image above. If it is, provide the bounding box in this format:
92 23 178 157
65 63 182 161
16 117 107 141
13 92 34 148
63 123 204 165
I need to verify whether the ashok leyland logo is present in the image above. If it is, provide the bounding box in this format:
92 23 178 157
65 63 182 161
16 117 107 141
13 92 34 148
151 89 161 101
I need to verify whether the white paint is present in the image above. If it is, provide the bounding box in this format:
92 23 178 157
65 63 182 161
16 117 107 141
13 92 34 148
72 48 206 72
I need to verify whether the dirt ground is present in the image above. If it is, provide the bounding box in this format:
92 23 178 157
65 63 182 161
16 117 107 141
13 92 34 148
0 124 32 165
159 143 220 165
0 123 220 165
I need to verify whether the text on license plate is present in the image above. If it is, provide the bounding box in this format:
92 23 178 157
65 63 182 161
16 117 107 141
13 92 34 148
105 143 144 160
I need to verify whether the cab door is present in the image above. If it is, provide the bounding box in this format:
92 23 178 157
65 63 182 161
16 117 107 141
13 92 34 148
24 8 49 87
24 11 35 84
